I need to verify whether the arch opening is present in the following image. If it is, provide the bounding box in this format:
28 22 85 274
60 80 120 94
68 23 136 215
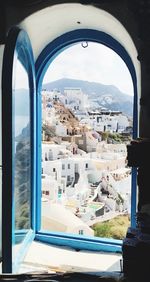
36 29 138 245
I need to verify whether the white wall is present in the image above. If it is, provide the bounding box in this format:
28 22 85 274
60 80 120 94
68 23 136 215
42 176 59 201
61 159 75 180
42 160 62 181
19 4 141 129
55 123 67 137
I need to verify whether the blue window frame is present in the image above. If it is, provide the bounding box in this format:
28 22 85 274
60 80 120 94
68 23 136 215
35 29 138 251
2 27 36 273
2 27 138 273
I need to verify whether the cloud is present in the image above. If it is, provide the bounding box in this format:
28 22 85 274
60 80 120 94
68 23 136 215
43 42 133 96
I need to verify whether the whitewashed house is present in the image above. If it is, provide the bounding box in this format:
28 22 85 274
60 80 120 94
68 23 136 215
61 158 75 186
117 114 129 132
42 202 94 236
64 87 89 111
42 143 73 161
42 159 62 181
41 174 59 202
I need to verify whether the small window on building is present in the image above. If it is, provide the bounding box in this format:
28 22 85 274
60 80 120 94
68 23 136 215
79 230 84 235
58 187 62 194
68 164 70 169
49 150 52 160
53 168 56 172
85 163 88 169
67 175 71 182
62 164 65 170
46 191 49 195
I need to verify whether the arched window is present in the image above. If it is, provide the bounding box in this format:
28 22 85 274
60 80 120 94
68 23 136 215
2 4 140 273
35 29 138 252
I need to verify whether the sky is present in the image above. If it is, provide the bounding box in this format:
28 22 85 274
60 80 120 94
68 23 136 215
43 42 134 96
14 59 29 90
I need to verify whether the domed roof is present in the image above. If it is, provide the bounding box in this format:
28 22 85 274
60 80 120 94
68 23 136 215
47 103 53 108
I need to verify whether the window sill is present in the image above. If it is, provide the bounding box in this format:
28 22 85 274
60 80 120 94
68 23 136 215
20 241 122 274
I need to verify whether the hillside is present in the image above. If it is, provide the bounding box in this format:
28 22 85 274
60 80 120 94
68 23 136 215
43 78 133 117
92 214 130 239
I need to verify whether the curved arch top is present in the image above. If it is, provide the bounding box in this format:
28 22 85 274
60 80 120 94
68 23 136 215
20 2 140 233
19 3 138 63
20 3 140 119
35 28 138 140
36 29 137 90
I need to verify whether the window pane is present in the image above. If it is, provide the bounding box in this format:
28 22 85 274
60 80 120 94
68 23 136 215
0 167 2 259
13 58 31 256
0 46 2 259
41 42 133 241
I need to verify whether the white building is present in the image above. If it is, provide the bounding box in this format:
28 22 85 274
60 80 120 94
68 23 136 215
55 123 67 137
42 174 59 202
86 111 129 133
96 142 127 157
64 87 89 111
61 158 75 186
42 202 94 236
87 150 126 175
117 114 129 133
42 159 62 180
42 102 56 124
42 89 63 102
42 143 73 161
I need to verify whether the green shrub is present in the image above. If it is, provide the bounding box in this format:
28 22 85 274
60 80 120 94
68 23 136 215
92 215 130 240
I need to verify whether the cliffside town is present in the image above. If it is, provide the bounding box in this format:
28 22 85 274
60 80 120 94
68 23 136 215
41 87 132 237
